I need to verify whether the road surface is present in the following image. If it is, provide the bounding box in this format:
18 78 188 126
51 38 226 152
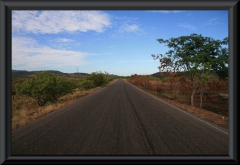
12 79 228 155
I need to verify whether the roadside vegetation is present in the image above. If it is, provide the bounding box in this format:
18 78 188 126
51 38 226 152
128 74 228 117
128 33 228 129
12 71 115 130
152 33 228 107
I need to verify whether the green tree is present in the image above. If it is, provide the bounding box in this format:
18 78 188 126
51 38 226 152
87 71 110 87
16 71 76 106
152 33 228 106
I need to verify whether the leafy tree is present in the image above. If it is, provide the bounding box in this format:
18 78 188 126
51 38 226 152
87 71 110 87
77 71 111 90
152 33 228 106
16 71 76 106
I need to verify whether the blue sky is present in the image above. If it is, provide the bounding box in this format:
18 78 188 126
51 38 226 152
12 10 228 76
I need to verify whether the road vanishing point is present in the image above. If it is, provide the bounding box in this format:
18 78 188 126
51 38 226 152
12 79 228 155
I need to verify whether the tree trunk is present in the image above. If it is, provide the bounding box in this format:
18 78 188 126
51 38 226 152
200 85 203 109
200 94 203 108
191 88 196 106
12 90 16 100
176 81 180 100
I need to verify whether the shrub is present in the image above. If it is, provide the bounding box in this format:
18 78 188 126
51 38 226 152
16 71 76 106
79 79 95 90
87 71 110 87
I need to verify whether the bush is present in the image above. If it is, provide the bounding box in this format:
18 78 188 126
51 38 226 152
53 77 77 99
87 71 110 87
78 71 111 90
79 79 95 90
16 71 77 106
129 75 152 89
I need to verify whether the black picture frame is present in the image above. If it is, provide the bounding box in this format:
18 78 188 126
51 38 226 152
0 0 239 164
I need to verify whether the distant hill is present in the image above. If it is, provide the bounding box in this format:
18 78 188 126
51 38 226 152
109 74 119 77
12 70 33 77
151 72 165 79
12 70 120 77
12 70 90 77
151 72 177 79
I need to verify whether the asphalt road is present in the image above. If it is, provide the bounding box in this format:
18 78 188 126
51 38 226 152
12 79 228 155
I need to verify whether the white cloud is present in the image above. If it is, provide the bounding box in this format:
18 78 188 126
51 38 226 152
12 37 89 70
110 23 145 38
108 15 146 38
149 10 185 14
54 38 74 43
118 23 144 35
12 10 111 34
112 15 138 24
178 23 196 31
89 53 115 56
117 60 154 63
202 17 221 26
120 24 139 32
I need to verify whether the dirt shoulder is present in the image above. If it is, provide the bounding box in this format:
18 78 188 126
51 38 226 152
127 81 228 132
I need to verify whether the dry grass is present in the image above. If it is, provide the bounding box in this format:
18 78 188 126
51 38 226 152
12 86 104 130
